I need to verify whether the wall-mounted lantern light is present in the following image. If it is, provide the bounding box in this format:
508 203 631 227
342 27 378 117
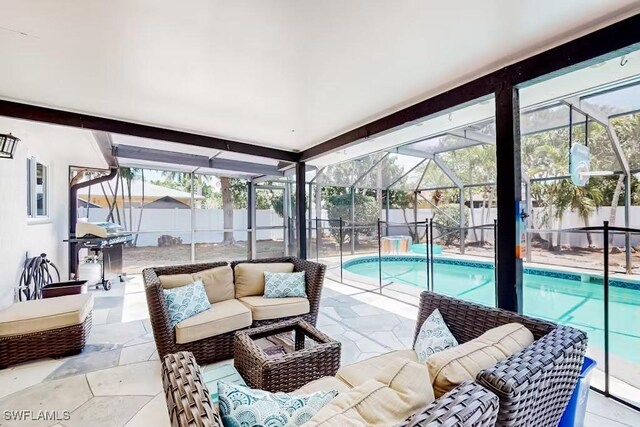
0 133 20 159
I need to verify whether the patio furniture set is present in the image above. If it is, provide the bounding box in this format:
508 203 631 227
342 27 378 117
143 256 588 426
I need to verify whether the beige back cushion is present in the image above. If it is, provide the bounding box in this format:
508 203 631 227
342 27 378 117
158 265 235 304
193 266 235 303
233 263 295 298
427 323 534 397
306 358 434 426
158 273 193 289
336 349 418 388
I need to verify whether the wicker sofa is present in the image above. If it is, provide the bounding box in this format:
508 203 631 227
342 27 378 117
333 291 586 426
143 257 326 364
161 351 500 427
159 290 587 427
402 291 586 426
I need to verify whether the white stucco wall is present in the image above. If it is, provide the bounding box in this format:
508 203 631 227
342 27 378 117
0 117 107 310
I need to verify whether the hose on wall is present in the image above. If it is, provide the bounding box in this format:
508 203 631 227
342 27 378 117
18 253 60 301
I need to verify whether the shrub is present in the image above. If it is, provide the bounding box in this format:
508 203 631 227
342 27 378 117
325 192 379 244
432 204 469 246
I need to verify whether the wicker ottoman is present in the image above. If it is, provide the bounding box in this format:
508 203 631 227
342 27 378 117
234 319 341 393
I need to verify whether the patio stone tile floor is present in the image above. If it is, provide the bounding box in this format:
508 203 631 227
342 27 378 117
0 275 637 426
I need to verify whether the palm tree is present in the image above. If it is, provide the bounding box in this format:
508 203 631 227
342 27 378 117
526 136 569 249
133 169 146 246
548 180 571 250
607 175 625 244
220 176 234 244
559 180 603 247
119 167 135 231
119 167 145 244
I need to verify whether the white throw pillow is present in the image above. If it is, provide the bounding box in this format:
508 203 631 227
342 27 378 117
413 308 458 364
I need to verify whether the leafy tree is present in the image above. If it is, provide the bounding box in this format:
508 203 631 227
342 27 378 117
321 186 347 203
325 192 378 245
270 191 307 218
437 146 496 243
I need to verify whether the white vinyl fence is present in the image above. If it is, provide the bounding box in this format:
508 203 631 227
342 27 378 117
81 207 285 247
80 205 639 249
380 207 639 248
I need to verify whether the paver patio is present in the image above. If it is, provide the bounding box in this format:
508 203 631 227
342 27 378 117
0 276 636 427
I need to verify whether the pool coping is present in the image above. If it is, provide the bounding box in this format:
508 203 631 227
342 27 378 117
338 252 640 290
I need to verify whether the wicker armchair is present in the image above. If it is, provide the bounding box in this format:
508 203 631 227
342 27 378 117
144 257 326 364
161 351 500 427
414 291 588 427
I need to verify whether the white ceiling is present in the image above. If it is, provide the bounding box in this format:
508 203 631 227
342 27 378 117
0 1 639 153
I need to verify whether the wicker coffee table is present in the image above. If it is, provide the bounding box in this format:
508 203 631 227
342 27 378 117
234 318 341 393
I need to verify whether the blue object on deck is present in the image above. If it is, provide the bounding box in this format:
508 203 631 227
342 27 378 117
409 243 443 255
202 364 247 404
558 357 597 427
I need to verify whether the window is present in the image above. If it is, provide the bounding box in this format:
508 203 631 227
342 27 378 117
27 157 48 218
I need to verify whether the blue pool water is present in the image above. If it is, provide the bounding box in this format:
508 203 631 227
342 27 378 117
344 256 640 365
408 243 443 255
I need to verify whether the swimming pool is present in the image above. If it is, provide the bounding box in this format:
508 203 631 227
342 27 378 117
344 256 640 367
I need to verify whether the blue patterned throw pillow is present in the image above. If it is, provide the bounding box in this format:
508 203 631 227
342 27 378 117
218 381 336 427
413 308 458 364
163 280 211 327
264 272 306 298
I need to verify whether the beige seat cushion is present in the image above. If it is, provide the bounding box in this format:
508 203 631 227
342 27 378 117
238 296 309 321
428 323 534 397
336 349 418 387
233 262 294 298
175 299 252 344
0 293 94 337
294 376 351 395
306 358 434 426
159 265 235 304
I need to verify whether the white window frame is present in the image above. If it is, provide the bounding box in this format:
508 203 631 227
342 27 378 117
27 157 50 221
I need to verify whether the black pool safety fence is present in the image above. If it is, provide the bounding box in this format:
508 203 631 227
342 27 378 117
308 218 497 292
310 218 640 411
535 222 640 411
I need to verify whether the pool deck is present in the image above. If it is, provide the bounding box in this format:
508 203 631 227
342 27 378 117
330 250 640 283
0 274 637 426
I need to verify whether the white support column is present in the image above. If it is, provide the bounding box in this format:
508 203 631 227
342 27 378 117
351 186 356 255
190 172 195 263
307 182 313 256
523 172 533 264
249 180 257 260
284 184 290 256
459 187 465 254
